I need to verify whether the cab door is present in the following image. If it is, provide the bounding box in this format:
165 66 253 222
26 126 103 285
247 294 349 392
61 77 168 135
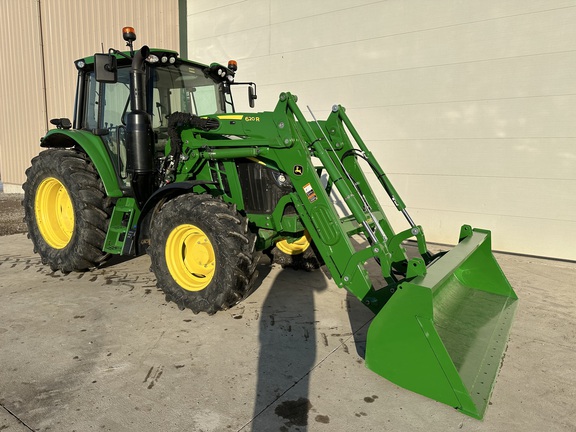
83 67 132 188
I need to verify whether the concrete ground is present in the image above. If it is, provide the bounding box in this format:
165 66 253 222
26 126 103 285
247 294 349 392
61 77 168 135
0 232 574 432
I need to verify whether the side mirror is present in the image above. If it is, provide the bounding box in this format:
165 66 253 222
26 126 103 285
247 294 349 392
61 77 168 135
49 118 72 130
94 53 118 83
248 84 257 108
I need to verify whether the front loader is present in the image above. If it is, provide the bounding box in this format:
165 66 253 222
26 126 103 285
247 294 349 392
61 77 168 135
23 28 517 419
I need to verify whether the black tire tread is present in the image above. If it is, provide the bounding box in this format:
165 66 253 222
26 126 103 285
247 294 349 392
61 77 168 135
270 244 322 271
148 194 260 314
23 148 112 272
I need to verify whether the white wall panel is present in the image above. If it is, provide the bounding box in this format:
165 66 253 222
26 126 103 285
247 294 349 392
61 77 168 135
381 206 576 261
250 51 576 102
269 4 576 58
379 175 575 222
270 0 576 28
366 138 576 180
347 96 576 140
185 0 576 260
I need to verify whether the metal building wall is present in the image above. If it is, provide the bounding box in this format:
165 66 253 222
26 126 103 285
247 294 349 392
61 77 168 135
0 1 47 192
0 0 179 192
185 0 576 261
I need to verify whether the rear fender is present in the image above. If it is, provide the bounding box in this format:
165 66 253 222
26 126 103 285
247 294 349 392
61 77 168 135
41 129 122 197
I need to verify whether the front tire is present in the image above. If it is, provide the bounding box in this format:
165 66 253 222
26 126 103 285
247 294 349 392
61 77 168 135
148 195 260 314
271 232 322 271
23 149 112 272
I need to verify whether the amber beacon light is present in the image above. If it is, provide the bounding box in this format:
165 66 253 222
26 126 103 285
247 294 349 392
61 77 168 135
123 26 136 43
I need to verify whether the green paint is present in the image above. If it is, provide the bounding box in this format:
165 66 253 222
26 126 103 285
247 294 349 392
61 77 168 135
365 228 517 419
103 197 140 254
41 129 122 197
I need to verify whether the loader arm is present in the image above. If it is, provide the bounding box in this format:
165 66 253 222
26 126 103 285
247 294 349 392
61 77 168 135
171 92 517 419
269 93 433 306
177 92 408 303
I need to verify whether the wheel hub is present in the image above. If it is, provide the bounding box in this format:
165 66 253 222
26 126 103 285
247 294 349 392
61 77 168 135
35 177 74 249
276 232 311 256
166 224 215 291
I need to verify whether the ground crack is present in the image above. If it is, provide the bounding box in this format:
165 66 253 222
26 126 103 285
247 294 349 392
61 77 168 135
0 402 35 431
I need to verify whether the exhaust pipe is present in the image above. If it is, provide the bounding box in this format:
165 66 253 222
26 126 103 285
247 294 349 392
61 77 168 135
126 45 154 208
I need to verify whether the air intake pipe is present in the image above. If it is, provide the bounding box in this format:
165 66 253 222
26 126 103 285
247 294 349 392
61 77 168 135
126 45 154 208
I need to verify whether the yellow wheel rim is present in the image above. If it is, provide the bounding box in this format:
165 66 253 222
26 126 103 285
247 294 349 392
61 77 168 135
35 177 74 249
166 224 215 291
276 232 311 256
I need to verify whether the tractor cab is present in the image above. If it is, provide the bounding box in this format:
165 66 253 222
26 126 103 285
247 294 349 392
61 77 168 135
73 48 233 191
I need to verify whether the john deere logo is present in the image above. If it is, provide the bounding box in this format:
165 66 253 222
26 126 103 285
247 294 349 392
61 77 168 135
293 165 303 176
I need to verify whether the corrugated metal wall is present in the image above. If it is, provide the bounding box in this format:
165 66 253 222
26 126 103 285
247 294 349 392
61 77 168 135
186 0 576 260
0 1 47 191
0 0 179 191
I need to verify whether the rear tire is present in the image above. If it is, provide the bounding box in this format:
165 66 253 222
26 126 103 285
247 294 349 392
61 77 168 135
148 194 260 314
23 148 112 272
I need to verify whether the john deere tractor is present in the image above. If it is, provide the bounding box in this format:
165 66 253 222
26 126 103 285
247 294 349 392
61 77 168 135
23 28 517 419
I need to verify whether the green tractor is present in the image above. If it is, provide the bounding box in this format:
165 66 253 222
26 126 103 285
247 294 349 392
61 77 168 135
23 28 517 419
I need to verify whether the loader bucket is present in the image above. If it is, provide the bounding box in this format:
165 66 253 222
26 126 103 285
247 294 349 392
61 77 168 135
365 227 517 419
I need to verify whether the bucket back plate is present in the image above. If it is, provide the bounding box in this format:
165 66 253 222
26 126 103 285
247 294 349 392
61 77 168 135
365 228 517 419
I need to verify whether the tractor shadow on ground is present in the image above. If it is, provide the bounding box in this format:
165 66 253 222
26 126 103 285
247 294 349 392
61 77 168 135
345 291 374 360
249 262 328 432
246 253 382 430
243 254 273 300
98 253 143 269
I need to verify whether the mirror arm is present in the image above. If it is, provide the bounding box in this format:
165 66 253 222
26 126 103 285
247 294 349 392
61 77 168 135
230 82 258 108
109 48 131 60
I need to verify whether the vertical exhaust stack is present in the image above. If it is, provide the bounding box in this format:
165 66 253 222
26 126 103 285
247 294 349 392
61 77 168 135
126 45 154 208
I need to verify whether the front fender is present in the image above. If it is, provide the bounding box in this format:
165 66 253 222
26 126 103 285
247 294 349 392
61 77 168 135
41 129 123 197
135 180 217 254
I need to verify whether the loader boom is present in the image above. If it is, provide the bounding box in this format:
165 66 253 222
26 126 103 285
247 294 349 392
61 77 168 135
163 92 518 418
169 92 430 307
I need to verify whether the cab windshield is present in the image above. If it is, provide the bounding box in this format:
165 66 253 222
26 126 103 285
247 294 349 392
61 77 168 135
149 63 226 129
80 60 228 189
